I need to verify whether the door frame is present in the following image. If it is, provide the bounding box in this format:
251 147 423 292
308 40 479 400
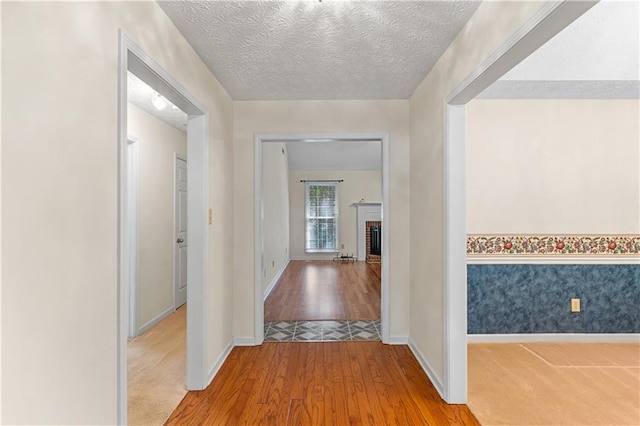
254 132 391 344
442 1 597 403
127 137 139 338
117 31 210 424
174 153 188 310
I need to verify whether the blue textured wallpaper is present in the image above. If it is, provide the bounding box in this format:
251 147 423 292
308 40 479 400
467 264 640 334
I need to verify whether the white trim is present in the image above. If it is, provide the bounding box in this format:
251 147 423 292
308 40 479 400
234 337 257 346
408 338 445 398
468 256 640 265
126 137 139 339
468 334 640 344
263 259 290 301
255 132 391 345
387 336 409 345
207 340 235 385
137 306 175 336
117 30 209 424
441 0 597 406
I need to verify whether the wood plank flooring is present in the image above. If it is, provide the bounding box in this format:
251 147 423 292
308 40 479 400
166 342 480 425
264 261 381 321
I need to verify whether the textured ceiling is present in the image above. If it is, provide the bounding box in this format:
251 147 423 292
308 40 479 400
286 141 381 170
158 0 481 100
128 72 188 132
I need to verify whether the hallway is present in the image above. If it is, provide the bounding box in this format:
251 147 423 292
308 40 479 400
264 261 381 321
166 341 480 425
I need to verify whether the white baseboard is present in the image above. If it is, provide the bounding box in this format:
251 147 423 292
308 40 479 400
387 335 409 345
206 339 234 386
233 337 256 346
408 337 445 400
290 255 339 261
467 333 640 343
263 259 290 301
137 305 174 336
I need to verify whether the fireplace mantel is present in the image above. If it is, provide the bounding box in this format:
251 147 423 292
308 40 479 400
353 203 382 260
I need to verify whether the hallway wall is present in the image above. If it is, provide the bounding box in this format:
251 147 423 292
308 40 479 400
1 2 233 423
409 1 546 391
233 100 410 341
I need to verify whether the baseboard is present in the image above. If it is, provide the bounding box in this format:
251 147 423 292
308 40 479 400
137 305 174 336
206 339 234 386
233 337 256 346
263 259 290 301
467 333 640 343
408 337 445 400
387 335 409 345
290 254 340 261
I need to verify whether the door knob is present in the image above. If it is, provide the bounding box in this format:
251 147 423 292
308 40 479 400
176 238 184 243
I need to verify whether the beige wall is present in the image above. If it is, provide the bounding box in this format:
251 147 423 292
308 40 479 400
466 99 640 234
409 2 544 384
233 100 410 340
262 143 290 296
1 2 233 424
289 170 381 259
127 103 187 330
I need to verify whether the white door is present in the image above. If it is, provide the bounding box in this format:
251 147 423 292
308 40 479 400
175 156 188 308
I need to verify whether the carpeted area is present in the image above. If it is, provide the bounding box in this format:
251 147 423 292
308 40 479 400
128 306 187 426
468 342 640 425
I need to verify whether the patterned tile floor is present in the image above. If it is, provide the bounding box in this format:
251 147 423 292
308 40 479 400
264 320 381 342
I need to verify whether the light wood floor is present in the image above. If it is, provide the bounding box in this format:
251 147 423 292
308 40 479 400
264 260 381 321
468 342 640 425
166 342 480 425
128 306 186 426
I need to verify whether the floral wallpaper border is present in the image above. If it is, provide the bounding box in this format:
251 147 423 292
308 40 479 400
467 235 640 256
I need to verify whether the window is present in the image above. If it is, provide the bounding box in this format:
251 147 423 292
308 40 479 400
305 182 339 252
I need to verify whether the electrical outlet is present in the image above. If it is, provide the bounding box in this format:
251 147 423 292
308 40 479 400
341 243 345 249
571 298 581 313
208 208 213 225
272 260 275 268
285 247 288 253
264 269 267 278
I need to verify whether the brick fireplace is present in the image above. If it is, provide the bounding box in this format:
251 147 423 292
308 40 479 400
365 221 382 263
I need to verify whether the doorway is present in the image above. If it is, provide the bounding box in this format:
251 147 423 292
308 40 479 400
254 133 391 345
117 31 209 424
442 0 598 404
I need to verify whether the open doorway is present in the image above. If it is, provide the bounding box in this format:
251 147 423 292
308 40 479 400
253 133 391 345
117 32 209 425
261 140 383 342
125 71 189 425
462 1 640 424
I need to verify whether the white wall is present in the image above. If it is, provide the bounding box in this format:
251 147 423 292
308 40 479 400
409 1 545 387
262 143 290 296
233 100 410 341
127 103 187 330
289 170 381 260
466 99 640 234
1 2 233 424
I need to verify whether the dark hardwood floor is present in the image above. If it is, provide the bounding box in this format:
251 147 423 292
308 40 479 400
165 342 480 425
264 261 381 321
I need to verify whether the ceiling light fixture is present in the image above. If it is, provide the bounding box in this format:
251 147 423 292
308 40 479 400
152 91 167 110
